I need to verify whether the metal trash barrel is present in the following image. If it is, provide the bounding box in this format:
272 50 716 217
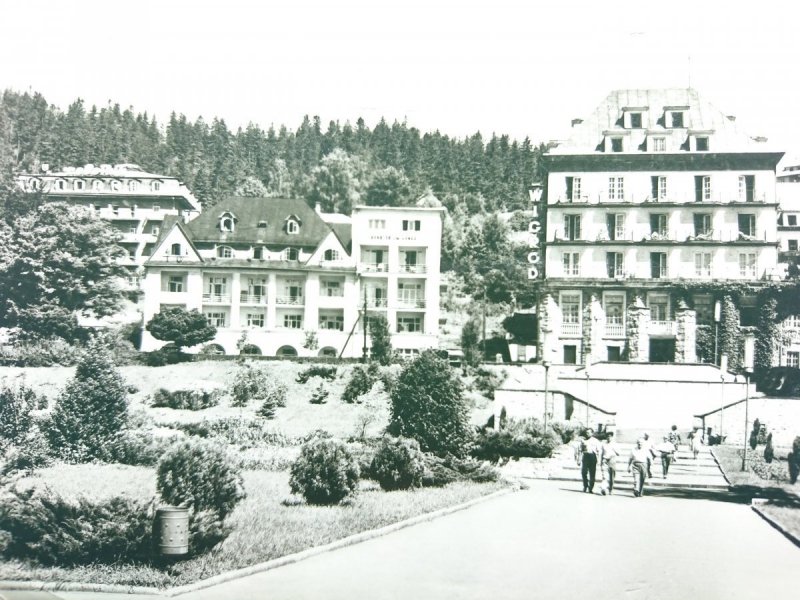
156 506 189 556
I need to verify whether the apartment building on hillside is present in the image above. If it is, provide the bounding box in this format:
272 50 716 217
17 164 201 274
139 197 444 358
539 88 784 365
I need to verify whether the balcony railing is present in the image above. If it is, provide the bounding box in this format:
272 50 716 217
203 293 231 304
396 297 426 309
552 192 773 205
561 322 581 337
362 262 389 273
604 323 625 338
276 295 304 306
367 298 388 308
648 320 677 336
240 293 267 305
399 264 427 274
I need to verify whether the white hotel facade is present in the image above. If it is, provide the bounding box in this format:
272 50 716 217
539 89 784 365
139 197 444 358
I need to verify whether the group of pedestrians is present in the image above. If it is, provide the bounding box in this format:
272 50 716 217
575 425 704 498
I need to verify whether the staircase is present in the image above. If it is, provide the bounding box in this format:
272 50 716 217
501 444 730 492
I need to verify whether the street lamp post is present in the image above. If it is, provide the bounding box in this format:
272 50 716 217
719 374 725 443
585 370 590 428
742 369 752 471
543 361 550 428
714 300 721 365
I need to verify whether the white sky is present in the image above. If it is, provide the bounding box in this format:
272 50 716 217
2 0 800 161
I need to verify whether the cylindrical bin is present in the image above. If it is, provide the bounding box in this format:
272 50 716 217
156 506 189 557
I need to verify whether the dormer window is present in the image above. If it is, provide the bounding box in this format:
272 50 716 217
217 245 233 258
75 179 85 191
696 136 709 151
670 111 685 128
110 180 121 191
219 212 236 232
55 179 66 191
151 180 161 192
610 137 623 152
253 247 263 259
92 180 104 191
630 113 642 128
257 220 268 228
286 218 300 234
128 180 138 192
323 249 340 261
170 243 182 256
284 247 299 261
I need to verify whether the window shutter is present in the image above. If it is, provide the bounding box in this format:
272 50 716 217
650 253 660 278
606 253 615 278
566 177 573 201
651 176 659 199
695 176 703 202
607 214 616 240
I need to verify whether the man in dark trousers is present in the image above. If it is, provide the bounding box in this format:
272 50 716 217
576 428 601 493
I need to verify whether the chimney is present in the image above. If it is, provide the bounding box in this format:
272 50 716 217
315 202 322 214
571 118 583 127
41 163 50 172
726 115 736 122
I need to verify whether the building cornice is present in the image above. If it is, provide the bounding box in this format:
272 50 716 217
544 152 785 172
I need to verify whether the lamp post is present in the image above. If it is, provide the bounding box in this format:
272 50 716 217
719 373 725 443
585 369 590 428
714 300 721 365
741 368 752 471
543 360 550 428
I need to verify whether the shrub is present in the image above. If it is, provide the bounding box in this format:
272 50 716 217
342 363 379 404
296 365 338 384
151 388 221 410
388 350 473 457
0 337 82 367
0 487 153 566
369 314 393 366
749 419 760 450
472 419 558 463
156 439 245 519
44 341 129 462
107 429 178 467
231 363 287 417
473 367 505 401
163 417 292 448
764 433 775 464
789 436 800 484
0 379 45 452
421 454 499 487
0 427 52 476
550 421 582 444
370 437 425 491
257 381 288 418
289 436 360 505
309 383 329 404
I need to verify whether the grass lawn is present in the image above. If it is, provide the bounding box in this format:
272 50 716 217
0 465 507 588
713 444 793 489
759 503 800 542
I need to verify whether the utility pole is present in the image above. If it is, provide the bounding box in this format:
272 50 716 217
362 288 368 363
482 285 487 360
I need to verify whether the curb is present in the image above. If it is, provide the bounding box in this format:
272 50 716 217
1 486 516 598
709 448 732 486
751 502 800 549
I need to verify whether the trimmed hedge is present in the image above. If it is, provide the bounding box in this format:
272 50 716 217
151 388 221 410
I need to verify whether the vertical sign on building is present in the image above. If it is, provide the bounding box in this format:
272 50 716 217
527 184 544 279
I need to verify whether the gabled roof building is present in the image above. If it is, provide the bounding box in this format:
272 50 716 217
140 197 444 358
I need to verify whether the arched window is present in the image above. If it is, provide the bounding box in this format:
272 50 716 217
323 249 340 261
286 219 299 234
170 243 182 256
276 345 298 357
219 212 236 232
110 180 121 191
92 180 104 191
55 179 66 191
240 344 262 356
318 347 337 358
74 179 85 191
217 246 233 258
28 178 40 191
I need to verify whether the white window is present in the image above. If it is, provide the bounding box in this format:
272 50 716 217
55 179 65 190
397 316 422 333
702 176 711 201
369 219 386 229
286 219 300 234
560 293 581 325
323 249 340 261
694 252 712 277
562 252 580 276
652 137 666 152
220 215 235 232
128 224 137 234
110 180 121 191
402 220 421 231
151 181 161 192
207 277 227 296
150 225 160 235
398 282 423 306
604 294 625 326
566 176 581 202
648 293 670 321
246 313 264 328
321 280 343 297
217 246 233 258
166 275 184 293
606 252 624 278
319 313 344 330
608 177 624 201
650 252 668 278
787 351 799 368
205 311 227 327
74 179 85 190
283 314 303 329
564 214 581 240
785 315 800 329
739 175 756 202
253 247 263 259
739 253 757 278
244 278 267 301
658 176 667 201
284 247 299 261
127 180 138 192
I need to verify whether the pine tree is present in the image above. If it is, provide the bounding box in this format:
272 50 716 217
369 314 393 365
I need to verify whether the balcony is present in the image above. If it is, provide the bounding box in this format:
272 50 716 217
561 322 581 337
367 298 388 308
239 293 267 305
648 320 677 336
399 264 427 274
362 262 389 273
604 323 625 338
276 295 304 306
203 293 231 304
396 297 426 309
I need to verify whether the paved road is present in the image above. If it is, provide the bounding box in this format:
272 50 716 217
7 480 800 600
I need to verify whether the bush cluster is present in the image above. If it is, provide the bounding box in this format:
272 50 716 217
472 367 505 401
342 363 379 404
151 388 221 410
0 380 45 452
0 487 153 566
309 383 329 404
163 417 293 448
106 429 178 467
289 435 360 504
0 338 82 367
421 454 499 487
472 419 558 463
370 437 425 491
549 421 583 444
788 436 800 484
230 364 287 418
296 365 338 384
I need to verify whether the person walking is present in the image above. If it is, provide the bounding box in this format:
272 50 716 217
667 425 682 462
576 429 601 493
690 428 703 460
641 432 657 478
655 435 676 478
599 431 620 495
628 438 652 497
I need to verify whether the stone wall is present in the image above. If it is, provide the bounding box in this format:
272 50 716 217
699 397 800 449
626 296 650 362
675 301 697 363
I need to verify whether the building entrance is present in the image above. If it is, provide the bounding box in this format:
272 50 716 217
649 338 676 363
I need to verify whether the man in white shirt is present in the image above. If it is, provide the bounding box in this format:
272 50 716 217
599 432 620 495
628 438 652 497
576 429 601 493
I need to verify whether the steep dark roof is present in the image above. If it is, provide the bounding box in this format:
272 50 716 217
185 197 335 247
328 222 352 252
